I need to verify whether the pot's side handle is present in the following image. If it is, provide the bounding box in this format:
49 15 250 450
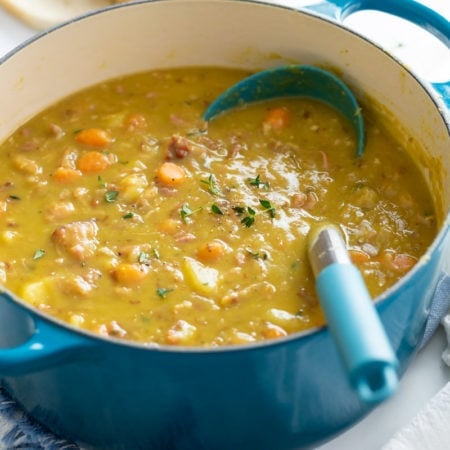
304 0 450 108
431 82 450 111
306 0 449 44
0 317 97 376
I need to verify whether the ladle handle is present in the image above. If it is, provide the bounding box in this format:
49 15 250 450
309 225 399 404
316 264 399 403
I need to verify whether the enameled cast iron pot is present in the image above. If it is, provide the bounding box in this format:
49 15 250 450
0 1 449 449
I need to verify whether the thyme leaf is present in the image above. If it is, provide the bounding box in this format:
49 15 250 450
246 249 268 260
232 206 245 215
241 206 256 227
105 190 119 203
157 287 174 298
259 199 276 218
33 249 46 260
200 174 220 195
138 252 150 264
180 204 202 222
98 175 106 188
211 203 223 215
248 174 269 189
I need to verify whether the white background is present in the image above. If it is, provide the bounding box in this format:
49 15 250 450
0 1 449 449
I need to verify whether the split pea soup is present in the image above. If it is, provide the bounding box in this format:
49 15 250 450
0 67 436 346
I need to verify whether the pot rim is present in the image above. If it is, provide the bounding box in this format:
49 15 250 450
0 0 449 354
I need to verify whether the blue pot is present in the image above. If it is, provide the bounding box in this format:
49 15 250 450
0 1 449 449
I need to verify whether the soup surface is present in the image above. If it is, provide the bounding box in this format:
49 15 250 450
0 68 436 346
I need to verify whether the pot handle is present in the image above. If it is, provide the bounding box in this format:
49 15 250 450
0 315 97 376
305 0 450 108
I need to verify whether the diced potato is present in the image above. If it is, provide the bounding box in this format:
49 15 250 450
21 279 53 304
166 320 196 345
221 281 276 307
119 173 149 202
0 262 7 284
69 314 85 327
1 230 19 244
96 247 119 271
182 257 219 295
228 330 256 345
265 308 301 332
12 154 43 175
353 185 378 209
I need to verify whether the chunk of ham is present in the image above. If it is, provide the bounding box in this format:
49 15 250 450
52 220 99 261
166 135 191 159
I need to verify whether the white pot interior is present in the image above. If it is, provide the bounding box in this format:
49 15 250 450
0 0 448 218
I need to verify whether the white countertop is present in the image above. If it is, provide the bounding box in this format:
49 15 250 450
0 1 449 449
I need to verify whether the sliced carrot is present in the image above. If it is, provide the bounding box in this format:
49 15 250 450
197 240 227 262
75 128 113 148
262 324 288 340
53 166 82 183
156 162 186 186
391 253 417 273
158 218 180 235
262 107 290 132
111 263 149 286
77 151 111 173
124 113 147 130
349 249 371 264
379 250 417 273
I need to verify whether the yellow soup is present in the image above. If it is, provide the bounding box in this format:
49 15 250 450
0 68 436 346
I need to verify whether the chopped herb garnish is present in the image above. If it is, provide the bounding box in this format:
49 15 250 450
180 204 193 222
157 287 173 298
187 128 207 137
232 206 245 215
248 174 269 189
247 249 268 260
8 195 21 201
98 175 106 188
33 249 46 260
233 205 256 227
259 199 276 218
153 249 160 259
122 212 134 219
200 174 220 195
105 190 119 203
180 204 202 222
138 252 150 264
241 207 256 228
211 203 223 215
233 201 274 227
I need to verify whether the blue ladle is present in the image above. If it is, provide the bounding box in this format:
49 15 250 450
203 64 365 157
309 224 399 404
204 66 399 403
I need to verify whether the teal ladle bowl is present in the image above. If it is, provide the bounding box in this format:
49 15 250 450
203 64 365 157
